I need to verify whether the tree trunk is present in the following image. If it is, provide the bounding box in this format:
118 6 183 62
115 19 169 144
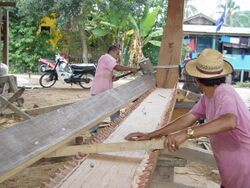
79 24 88 64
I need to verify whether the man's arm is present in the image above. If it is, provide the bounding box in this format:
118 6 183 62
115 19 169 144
164 113 237 152
125 112 198 141
114 65 138 73
191 113 236 138
148 112 198 138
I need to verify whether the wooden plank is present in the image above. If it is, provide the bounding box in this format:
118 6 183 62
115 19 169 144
58 88 176 188
0 75 155 183
2 102 73 117
8 87 25 103
0 87 25 112
46 138 166 157
0 95 31 120
156 0 184 88
0 75 18 93
90 154 142 163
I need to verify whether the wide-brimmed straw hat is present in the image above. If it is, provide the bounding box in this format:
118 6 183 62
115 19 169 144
185 48 233 79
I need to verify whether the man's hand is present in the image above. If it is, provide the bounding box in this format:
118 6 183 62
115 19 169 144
125 132 150 141
164 131 188 152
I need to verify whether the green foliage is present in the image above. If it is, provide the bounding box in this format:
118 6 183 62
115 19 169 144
140 7 160 38
231 11 250 27
143 43 160 65
9 13 55 73
235 81 250 88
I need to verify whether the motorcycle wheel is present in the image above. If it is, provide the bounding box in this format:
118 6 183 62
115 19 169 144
79 72 94 89
38 64 47 74
39 72 57 88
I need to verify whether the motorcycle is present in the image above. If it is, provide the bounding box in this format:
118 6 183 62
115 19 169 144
38 58 56 74
39 54 96 89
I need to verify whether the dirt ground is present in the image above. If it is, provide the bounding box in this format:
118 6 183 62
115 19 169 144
1 74 250 187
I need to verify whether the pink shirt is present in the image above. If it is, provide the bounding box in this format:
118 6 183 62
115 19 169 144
90 54 117 95
191 84 250 188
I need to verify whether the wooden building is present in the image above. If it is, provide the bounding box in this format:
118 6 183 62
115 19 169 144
183 13 250 82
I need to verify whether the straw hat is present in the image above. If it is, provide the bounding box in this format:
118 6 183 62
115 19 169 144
185 48 233 79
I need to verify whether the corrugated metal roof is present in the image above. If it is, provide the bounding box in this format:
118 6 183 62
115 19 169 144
183 25 250 36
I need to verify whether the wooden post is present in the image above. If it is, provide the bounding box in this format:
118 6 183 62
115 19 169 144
0 11 2 63
2 11 9 65
156 0 184 88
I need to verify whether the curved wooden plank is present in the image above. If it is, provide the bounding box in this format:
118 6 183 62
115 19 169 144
0 75 155 183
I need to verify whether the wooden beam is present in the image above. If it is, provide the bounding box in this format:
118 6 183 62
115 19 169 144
0 2 16 7
156 0 184 88
176 89 201 102
0 87 25 111
0 75 155 183
0 95 31 120
57 88 176 188
46 139 166 157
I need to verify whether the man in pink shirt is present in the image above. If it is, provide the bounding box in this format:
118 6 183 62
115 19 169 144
91 45 137 121
125 49 250 188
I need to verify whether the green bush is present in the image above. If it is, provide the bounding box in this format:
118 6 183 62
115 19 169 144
143 43 160 65
9 14 55 73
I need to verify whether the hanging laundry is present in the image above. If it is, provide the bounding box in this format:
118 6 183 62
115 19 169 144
188 38 196 51
184 38 190 45
230 37 240 44
221 36 230 43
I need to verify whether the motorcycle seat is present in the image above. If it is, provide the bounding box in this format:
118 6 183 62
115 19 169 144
71 64 96 72
71 64 95 69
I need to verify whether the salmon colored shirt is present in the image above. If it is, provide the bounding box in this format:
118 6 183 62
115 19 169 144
191 84 250 188
90 54 117 95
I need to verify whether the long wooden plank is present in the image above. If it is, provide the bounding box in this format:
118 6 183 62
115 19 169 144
156 0 184 88
58 88 175 188
47 139 165 157
0 75 155 183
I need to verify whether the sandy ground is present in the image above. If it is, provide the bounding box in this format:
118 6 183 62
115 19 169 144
1 74 250 187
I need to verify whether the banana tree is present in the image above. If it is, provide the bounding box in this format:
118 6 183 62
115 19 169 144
86 4 133 64
127 6 162 66
217 0 240 26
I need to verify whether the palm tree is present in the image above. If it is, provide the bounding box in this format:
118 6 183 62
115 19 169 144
184 0 198 19
231 11 250 27
217 0 240 26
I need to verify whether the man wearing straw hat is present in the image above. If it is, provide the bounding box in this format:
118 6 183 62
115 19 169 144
125 48 250 188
